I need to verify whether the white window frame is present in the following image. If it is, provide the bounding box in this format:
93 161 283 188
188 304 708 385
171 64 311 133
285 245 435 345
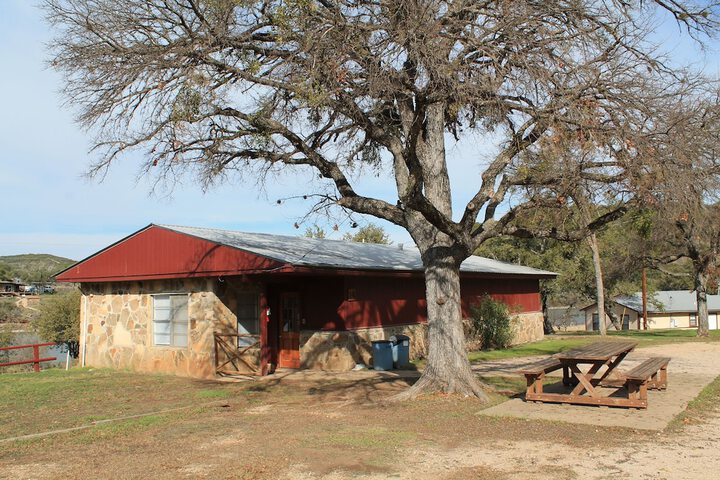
152 293 189 348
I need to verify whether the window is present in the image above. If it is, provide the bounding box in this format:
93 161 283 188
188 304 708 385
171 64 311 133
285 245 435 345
153 294 188 347
690 313 698 327
236 293 259 347
592 313 599 331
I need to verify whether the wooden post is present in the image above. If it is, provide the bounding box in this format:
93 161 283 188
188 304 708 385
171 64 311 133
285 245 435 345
32 344 40 372
642 268 648 330
259 290 270 376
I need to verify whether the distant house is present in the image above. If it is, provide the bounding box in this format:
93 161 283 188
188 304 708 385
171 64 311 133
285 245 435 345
0 280 24 295
581 290 720 331
547 306 585 331
56 224 555 379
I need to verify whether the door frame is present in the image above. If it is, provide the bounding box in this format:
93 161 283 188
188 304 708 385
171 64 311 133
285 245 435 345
278 292 302 368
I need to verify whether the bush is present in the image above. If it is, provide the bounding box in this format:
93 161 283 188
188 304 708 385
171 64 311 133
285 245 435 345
32 290 81 354
469 295 514 350
0 298 20 323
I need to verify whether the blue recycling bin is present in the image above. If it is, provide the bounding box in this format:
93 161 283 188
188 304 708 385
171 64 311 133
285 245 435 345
390 334 411 369
372 340 394 371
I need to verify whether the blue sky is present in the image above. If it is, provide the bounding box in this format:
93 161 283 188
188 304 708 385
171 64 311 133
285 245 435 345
0 1 718 260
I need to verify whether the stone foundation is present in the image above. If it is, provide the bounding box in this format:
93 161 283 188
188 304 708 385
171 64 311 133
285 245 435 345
299 324 428 371
510 312 545 346
299 312 544 371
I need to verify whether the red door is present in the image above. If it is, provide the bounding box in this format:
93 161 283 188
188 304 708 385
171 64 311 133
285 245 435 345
278 293 301 368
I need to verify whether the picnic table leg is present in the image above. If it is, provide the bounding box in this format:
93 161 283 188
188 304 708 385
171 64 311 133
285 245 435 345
659 365 668 390
596 351 630 385
526 373 544 399
627 381 638 402
562 365 571 386
569 362 603 397
526 376 535 397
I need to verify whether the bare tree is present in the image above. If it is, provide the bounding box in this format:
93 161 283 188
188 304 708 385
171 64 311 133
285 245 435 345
45 0 717 399
643 92 720 337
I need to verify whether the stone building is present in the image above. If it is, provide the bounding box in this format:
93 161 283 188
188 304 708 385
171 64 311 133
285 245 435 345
56 224 555 379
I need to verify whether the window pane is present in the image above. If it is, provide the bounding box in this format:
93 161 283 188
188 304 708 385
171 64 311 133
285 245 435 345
154 295 170 309
154 321 171 335
171 296 188 323
154 294 188 347
237 293 259 347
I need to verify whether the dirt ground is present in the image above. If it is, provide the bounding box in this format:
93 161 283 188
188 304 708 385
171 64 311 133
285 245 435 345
1 342 718 480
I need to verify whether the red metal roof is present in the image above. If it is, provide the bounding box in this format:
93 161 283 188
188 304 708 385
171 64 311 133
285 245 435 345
56 224 555 283
55 225 287 282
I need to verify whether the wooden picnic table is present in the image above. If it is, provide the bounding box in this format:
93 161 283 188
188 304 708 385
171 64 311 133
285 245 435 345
523 341 643 408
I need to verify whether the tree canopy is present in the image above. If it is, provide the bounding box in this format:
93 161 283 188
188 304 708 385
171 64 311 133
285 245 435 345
45 0 719 397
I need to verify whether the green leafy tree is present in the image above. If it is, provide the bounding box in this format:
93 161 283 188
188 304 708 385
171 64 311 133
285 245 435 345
479 209 694 331
303 225 327 239
33 290 81 354
343 224 391 245
0 262 17 281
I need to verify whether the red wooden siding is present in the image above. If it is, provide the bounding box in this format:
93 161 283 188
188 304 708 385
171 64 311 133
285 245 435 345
56 226 285 282
340 277 428 329
283 276 542 332
460 278 541 316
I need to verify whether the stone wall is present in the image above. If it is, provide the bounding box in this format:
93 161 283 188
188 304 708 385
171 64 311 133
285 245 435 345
509 311 544 346
299 323 428 371
79 278 253 379
298 312 544 371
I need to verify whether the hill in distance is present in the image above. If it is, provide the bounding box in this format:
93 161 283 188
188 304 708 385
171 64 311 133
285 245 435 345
0 254 76 283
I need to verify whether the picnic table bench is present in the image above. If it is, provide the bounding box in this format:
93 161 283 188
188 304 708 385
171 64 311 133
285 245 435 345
519 341 670 409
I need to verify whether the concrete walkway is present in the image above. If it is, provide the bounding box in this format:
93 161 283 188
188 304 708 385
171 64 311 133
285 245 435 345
478 342 720 430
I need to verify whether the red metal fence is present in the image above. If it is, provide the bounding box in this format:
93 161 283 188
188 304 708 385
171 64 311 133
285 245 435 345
0 342 57 372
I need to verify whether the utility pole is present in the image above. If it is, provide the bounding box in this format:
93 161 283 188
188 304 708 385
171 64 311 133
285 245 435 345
642 267 649 330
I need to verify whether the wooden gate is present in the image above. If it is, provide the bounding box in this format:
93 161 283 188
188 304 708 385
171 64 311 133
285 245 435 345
213 333 261 376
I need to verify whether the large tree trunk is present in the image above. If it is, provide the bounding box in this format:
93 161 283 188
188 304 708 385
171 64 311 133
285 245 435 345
541 288 555 334
604 298 622 331
588 233 607 335
392 248 489 402
695 269 710 337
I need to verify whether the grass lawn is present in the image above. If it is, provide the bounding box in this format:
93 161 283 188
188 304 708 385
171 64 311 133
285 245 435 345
0 368 241 439
468 328 720 362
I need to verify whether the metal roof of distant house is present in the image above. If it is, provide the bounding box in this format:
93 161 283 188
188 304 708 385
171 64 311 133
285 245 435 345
158 224 557 277
613 290 720 313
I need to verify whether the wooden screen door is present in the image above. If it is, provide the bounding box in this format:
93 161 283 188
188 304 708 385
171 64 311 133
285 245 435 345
278 293 301 368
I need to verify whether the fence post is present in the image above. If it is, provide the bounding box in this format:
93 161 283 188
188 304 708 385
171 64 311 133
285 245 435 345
33 344 40 372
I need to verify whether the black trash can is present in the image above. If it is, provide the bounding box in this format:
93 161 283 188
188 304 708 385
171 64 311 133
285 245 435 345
371 340 394 371
390 334 411 369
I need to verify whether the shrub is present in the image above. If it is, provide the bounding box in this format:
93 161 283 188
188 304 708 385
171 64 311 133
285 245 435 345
32 289 81 357
469 295 514 350
0 298 20 323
